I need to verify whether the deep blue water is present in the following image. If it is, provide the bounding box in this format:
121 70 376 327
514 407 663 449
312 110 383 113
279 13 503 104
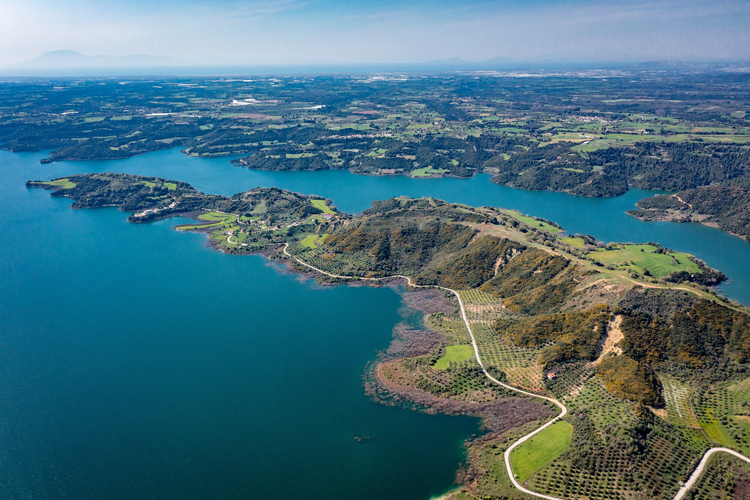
0 150 480 499
3 147 750 499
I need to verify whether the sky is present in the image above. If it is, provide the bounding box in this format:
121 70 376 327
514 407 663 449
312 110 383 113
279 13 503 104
1 0 749 66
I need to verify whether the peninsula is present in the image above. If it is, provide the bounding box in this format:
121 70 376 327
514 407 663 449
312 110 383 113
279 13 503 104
629 186 750 241
6 73 750 242
29 173 750 499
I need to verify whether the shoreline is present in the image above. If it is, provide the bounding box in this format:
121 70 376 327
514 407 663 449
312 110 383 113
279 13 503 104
264 244 559 496
282 243 565 499
28 175 750 498
25 146 750 244
627 209 749 242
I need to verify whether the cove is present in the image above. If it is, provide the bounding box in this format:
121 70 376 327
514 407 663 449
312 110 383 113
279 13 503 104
40 147 750 305
0 150 480 499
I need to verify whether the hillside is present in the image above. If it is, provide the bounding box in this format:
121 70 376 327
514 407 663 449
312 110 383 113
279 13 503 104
29 173 750 499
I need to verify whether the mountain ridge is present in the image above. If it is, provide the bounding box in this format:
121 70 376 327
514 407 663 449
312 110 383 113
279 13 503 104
17 50 185 68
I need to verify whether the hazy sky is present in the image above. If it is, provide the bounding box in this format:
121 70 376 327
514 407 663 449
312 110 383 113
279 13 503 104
1 0 749 65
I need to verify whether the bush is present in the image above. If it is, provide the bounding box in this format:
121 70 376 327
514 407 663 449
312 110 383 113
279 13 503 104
596 355 664 406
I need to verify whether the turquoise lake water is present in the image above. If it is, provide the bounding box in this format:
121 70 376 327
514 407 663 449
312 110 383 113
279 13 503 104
0 150 480 499
2 147 750 498
43 148 750 304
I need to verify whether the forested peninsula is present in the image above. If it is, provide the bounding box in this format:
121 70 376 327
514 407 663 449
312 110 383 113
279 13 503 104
6 73 750 241
28 172 750 499
629 186 750 241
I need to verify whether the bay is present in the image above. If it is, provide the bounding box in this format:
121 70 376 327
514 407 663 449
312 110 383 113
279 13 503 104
0 150 479 499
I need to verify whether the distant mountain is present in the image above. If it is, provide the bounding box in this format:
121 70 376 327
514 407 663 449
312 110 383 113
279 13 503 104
19 50 185 69
32 50 89 65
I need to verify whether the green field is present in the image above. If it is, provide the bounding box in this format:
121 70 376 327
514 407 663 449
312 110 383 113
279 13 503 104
300 234 327 248
572 139 615 152
511 421 573 482
178 221 229 231
141 180 176 190
559 237 585 248
509 211 563 234
569 132 750 151
700 414 736 447
177 211 236 231
592 244 699 278
42 178 76 189
434 345 475 370
411 166 449 177
198 212 234 222
548 132 594 144
311 199 335 215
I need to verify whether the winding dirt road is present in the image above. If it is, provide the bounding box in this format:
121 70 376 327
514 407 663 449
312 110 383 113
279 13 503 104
282 244 567 499
281 243 749 500
673 448 750 500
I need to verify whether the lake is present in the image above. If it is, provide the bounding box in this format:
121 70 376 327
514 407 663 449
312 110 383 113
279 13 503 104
2 147 749 498
0 150 479 499
40 147 750 304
